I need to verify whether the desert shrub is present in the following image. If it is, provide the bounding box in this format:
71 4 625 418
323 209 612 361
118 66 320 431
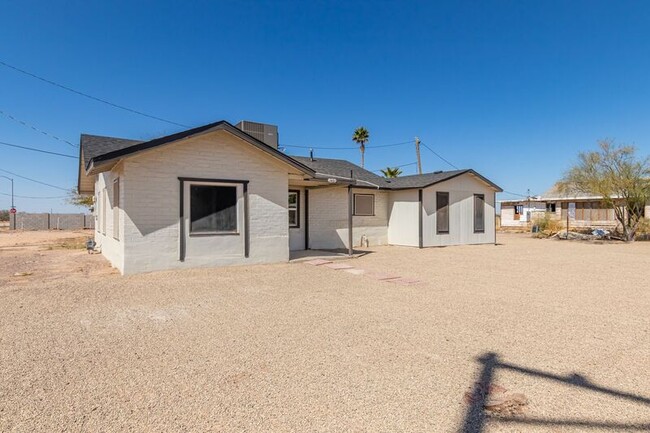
0 210 9 222
532 212 564 236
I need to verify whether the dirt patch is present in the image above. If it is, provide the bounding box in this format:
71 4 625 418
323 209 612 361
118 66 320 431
0 232 648 432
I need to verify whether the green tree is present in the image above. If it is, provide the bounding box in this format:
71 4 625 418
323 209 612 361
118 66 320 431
67 188 94 210
352 126 370 168
380 167 402 178
558 140 650 241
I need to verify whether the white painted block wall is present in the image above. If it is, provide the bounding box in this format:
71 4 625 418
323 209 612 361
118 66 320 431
94 166 125 273
116 130 291 275
308 187 388 249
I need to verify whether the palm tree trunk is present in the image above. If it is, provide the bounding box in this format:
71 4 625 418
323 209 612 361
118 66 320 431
360 144 365 168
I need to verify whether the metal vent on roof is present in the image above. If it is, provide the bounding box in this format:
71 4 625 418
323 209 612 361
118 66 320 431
235 120 279 149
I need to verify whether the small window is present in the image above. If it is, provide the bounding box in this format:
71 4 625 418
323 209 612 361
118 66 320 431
546 203 556 213
288 190 300 228
436 192 449 234
113 178 120 240
354 194 374 216
102 189 107 235
190 185 238 234
474 194 485 233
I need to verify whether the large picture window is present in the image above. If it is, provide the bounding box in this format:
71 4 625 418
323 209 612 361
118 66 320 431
354 194 374 216
288 190 300 228
436 192 449 234
474 194 485 233
190 185 238 234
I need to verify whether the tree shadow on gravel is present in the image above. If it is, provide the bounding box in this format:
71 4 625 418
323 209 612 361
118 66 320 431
461 352 650 433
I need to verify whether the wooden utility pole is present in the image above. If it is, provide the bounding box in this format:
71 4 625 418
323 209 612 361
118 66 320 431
415 137 422 174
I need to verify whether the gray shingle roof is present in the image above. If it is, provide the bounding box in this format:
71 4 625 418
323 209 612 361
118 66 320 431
290 156 389 187
385 169 469 189
78 127 501 192
80 134 142 170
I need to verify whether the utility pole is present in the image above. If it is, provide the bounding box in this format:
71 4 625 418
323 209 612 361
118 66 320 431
415 136 422 174
1 175 14 209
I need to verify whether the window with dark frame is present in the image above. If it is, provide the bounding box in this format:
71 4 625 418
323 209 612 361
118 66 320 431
546 203 556 213
474 194 485 233
102 189 107 235
436 192 449 234
113 178 120 240
288 190 300 228
354 194 374 216
189 184 238 234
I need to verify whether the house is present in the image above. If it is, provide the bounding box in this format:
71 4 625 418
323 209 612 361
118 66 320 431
78 120 502 275
500 185 650 228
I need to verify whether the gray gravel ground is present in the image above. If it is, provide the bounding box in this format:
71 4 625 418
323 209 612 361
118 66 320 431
1 232 649 432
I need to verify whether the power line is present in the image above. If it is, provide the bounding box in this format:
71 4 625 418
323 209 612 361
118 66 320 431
0 109 77 148
0 59 190 128
371 161 418 172
0 140 76 158
420 142 459 170
500 190 529 198
0 191 67 199
283 139 414 150
0 168 69 191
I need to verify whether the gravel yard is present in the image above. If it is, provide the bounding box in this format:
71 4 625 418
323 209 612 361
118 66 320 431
1 231 648 432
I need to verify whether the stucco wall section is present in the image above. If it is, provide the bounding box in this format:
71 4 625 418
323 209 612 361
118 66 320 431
387 189 419 247
120 130 291 275
422 173 496 246
308 187 388 249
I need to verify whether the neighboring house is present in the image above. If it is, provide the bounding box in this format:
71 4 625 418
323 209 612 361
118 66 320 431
78 120 502 275
500 185 650 228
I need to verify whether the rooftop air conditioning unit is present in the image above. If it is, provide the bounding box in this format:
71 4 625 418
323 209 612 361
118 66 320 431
235 120 279 149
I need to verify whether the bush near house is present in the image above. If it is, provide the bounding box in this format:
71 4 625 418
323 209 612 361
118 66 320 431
532 212 564 237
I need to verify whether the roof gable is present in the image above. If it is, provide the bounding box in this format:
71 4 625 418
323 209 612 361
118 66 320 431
80 121 315 177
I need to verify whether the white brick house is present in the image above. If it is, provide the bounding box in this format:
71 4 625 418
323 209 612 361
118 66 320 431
79 120 502 275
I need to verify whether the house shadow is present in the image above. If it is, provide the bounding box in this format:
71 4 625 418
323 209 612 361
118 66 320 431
461 352 650 433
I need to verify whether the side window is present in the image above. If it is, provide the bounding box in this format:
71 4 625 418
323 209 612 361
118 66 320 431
436 192 449 234
190 184 238 234
102 189 107 235
288 190 300 228
113 178 120 240
474 194 485 233
353 194 374 216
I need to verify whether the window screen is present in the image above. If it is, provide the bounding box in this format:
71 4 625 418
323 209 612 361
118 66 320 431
436 192 449 234
288 191 299 228
113 178 120 240
474 194 485 233
354 194 374 216
190 185 237 233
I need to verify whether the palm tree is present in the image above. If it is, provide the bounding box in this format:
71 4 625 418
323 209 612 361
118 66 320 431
352 127 370 168
380 167 402 178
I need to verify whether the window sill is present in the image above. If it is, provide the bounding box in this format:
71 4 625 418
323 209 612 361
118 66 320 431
189 231 240 237
353 214 375 217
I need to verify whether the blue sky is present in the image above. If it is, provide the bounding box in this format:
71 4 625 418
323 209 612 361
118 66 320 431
2 1 650 212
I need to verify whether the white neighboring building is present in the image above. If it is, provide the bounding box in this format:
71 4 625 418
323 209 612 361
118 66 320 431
500 185 650 228
78 120 502 275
